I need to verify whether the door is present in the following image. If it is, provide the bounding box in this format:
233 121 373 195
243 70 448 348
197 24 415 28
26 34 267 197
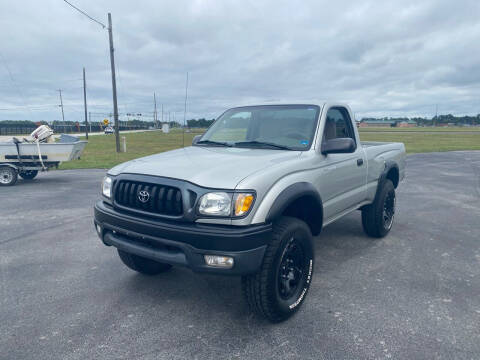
318 107 367 220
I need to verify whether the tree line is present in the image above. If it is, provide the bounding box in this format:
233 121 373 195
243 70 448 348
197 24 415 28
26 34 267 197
361 114 479 126
0 118 215 128
186 118 215 128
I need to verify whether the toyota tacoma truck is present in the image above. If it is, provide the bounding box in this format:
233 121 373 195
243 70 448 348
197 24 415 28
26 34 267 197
94 103 405 322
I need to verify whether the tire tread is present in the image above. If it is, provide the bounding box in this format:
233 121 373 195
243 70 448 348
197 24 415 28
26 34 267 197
361 179 394 238
242 217 311 322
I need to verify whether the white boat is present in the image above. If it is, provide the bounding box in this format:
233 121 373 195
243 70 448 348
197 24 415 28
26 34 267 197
0 135 87 163
0 127 87 186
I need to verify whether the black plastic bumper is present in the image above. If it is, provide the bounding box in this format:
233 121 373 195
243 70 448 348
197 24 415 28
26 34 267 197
94 201 272 275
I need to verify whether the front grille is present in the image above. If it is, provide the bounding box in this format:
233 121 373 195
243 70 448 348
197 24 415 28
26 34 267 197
114 180 183 216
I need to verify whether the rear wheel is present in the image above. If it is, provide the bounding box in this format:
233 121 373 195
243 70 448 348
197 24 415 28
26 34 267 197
362 179 396 238
19 170 38 180
0 166 18 186
242 216 314 322
117 250 172 275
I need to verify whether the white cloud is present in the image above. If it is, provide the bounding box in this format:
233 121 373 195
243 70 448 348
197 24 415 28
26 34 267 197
0 0 479 122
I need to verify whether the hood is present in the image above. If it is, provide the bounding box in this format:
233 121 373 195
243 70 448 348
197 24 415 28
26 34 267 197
108 146 301 189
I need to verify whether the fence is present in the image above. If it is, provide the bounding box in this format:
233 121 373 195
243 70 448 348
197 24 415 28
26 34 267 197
0 123 151 136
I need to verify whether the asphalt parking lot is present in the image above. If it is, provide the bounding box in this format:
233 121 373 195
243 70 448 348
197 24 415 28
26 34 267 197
1 151 479 359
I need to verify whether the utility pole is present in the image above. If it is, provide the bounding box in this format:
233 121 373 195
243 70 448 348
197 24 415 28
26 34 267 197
57 89 65 122
107 13 120 152
153 92 158 128
83 67 89 139
434 104 438 127
182 72 189 147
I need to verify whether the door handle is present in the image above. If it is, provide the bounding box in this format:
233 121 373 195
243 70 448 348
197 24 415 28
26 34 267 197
357 158 364 166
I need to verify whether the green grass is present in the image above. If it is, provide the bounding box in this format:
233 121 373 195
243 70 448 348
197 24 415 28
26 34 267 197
359 131 480 153
59 129 205 170
358 126 480 132
59 128 480 169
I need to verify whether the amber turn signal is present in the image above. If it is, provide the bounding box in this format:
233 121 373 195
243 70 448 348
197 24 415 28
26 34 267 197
234 193 254 216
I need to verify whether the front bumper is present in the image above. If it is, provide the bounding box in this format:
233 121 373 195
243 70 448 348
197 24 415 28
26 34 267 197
94 201 271 275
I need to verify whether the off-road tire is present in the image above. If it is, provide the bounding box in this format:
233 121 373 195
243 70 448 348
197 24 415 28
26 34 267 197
19 170 38 180
242 216 314 322
117 250 172 275
362 179 396 238
0 166 18 186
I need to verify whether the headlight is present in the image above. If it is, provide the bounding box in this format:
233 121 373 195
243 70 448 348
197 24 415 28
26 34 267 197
102 176 112 198
198 192 231 216
198 192 255 217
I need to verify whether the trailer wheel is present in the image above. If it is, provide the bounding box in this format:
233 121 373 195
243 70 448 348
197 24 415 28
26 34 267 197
0 166 18 186
19 170 38 180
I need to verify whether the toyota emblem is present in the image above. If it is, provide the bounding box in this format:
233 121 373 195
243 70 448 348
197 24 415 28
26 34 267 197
138 190 150 203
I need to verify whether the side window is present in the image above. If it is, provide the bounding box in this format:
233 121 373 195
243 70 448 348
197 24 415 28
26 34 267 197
323 107 356 144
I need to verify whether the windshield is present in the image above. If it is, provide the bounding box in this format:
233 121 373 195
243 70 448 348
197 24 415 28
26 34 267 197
198 105 320 150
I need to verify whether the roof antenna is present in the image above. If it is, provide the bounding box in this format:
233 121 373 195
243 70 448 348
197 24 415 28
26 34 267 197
182 71 189 148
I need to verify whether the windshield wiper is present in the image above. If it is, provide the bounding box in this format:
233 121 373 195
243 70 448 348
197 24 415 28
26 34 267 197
233 140 293 150
196 139 232 147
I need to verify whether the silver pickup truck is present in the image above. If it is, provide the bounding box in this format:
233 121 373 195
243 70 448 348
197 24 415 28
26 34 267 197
94 103 406 322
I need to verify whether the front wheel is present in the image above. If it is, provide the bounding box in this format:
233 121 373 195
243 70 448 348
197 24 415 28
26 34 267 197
19 170 38 180
361 179 396 238
0 166 18 186
242 216 314 322
117 250 172 275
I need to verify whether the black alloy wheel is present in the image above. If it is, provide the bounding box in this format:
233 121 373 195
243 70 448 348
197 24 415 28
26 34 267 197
278 237 307 301
382 190 395 230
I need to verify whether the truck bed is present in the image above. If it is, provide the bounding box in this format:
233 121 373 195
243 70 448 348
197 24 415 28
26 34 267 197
361 141 398 148
360 141 406 186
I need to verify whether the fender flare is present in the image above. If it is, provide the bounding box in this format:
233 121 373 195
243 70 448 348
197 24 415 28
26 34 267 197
265 182 323 234
0 163 18 171
374 160 399 200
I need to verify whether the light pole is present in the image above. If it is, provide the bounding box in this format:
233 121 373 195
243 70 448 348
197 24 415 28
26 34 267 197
83 67 88 139
107 13 120 152
63 1 120 151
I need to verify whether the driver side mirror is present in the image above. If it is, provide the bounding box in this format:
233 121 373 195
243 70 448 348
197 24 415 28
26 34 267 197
192 135 202 145
321 138 356 155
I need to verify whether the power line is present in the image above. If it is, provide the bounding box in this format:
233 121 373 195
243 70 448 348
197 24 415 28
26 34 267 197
62 0 106 29
63 1 120 152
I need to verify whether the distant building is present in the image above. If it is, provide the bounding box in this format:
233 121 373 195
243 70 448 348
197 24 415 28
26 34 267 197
397 120 417 127
359 118 417 127
359 119 396 127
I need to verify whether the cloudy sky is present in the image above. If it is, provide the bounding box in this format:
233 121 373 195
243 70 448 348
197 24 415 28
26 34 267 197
0 0 479 123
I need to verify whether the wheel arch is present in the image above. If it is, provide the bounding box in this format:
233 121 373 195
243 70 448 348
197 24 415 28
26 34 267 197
375 161 399 201
265 182 323 236
384 161 399 188
0 163 18 171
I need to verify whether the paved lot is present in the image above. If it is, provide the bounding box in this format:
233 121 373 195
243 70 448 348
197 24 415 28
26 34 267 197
1 151 479 359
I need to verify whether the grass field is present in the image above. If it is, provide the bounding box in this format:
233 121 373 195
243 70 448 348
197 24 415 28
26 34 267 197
59 128 480 169
359 131 480 153
59 129 204 170
358 126 480 132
